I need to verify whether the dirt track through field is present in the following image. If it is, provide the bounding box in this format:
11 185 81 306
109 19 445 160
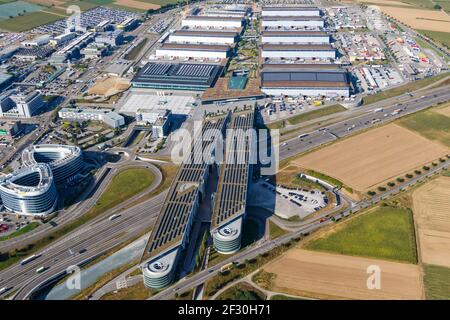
293 123 448 191
413 177 450 268
435 105 450 118
264 249 423 300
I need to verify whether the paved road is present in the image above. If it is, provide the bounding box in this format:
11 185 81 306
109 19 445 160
279 86 450 159
0 190 166 300
0 161 162 253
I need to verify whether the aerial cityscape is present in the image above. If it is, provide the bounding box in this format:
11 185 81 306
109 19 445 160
0 0 449 304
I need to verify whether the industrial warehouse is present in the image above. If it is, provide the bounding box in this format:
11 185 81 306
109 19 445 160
261 30 330 44
261 44 336 59
261 16 324 28
131 62 224 91
260 64 351 97
141 109 255 289
156 43 231 59
168 30 239 45
261 6 321 17
181 15 244 29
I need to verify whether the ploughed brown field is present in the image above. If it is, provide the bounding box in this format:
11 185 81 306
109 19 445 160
413 177 450 268
292 123 448 191
264 249 423 300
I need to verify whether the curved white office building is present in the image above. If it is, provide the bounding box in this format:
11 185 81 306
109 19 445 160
0 164 58 217
22 144 83 184
212 217 243 254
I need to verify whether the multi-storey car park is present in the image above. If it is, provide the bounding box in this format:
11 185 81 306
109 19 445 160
131 62 224 91
0 164 58 217
211 110 254 254
141 115 228 289
22 144 84 185
260 64 351 97
140 109 255 289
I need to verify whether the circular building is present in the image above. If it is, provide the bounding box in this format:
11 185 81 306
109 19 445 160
0 164 58 217
22 144 83 185
211 217 243 254
142 249 179 289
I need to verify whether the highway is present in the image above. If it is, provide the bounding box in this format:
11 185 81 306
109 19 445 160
278 85 450 159
0 160 162 253
0 190 166 300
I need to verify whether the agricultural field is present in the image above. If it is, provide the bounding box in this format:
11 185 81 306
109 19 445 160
412 177 450 267
292 123 448 191
263 249 423 300
0 0 43 20
417 29 450 48
379 6 450 32
398 105 450 148
305 206 418 263
0 9 67 31
423 264 450 300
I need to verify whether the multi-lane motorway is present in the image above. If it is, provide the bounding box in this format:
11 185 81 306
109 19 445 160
1 83 449 300
279 85 450 159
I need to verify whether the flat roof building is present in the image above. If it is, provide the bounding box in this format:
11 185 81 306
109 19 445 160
261 6 321 17
141 115 228 289
131 62 223 91
182 16 244 29
156 43 231 59
168 30 238 45
261 44 335 59
261 30 330 44
22 34 51 48
261 64 350 97
262 16 324 28
0 89 45 118
136 108 172 138
58 107 125 128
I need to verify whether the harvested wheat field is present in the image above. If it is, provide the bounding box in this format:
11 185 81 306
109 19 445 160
413 177 450 268
115 0 160 10
88 76 130 97
350 0 412 7
264 249 423 300
293 123 448 191
378 6 450 32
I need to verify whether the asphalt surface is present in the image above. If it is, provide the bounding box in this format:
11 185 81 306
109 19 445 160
278 86 450 159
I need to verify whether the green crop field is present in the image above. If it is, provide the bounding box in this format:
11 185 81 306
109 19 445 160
0 10 67 31
270 294 305 300
305 206 418 263
0 1 43 21
423 264 450 299
398 109 450 147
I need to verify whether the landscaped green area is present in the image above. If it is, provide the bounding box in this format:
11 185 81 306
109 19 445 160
398 108 450 147
0 222 40 241
305 169 353 193
89 167 154 216
417 29 450 48
423 264 450 300
266 104 346 130
0 167 155 271
101 282 151 300
269 221 287 240
363 72 450 105
305 206 418 263
216 283 266 300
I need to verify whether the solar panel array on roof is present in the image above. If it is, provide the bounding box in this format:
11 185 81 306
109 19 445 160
145 115 228 256
212 110 254 228
132 62 223 90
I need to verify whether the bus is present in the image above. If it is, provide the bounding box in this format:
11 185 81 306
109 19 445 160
20 254 41 266
36 266 46 273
